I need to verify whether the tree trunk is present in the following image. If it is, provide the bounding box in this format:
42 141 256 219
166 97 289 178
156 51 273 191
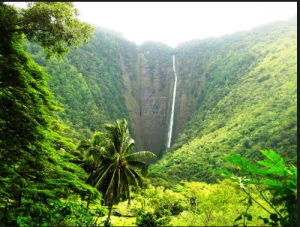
108 196 115 220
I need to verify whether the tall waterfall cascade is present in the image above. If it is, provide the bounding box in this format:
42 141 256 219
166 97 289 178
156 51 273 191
166 55 178 149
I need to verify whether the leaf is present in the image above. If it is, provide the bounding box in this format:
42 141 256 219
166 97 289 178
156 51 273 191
258 216 269 224
239 197 247 202
270 213 279 222
263 218 269 224
266 168 285 177
127 160 148 176
234 214 243 222
248 197 252 206
245 213 252 221
263 179 283 188
260 149 284 164
126 151 157 161
215 169 232 178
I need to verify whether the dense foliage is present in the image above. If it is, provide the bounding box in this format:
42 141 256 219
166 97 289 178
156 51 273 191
0 2 297 226
0 3 100 226
218 149 297 226
25 29 135 143
1 2 94 58
78 119 156 222
103 150 297 226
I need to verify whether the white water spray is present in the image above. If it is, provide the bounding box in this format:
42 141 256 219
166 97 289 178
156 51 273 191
167 55 178 149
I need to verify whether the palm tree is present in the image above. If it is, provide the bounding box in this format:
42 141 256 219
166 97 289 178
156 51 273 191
78 119 156 221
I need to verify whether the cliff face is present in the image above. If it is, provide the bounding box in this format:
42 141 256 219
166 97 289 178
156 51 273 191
138 45 173 158
121 43 174 158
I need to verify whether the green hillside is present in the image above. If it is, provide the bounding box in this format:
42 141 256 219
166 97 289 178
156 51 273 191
149 18 297 184
25 29 134 142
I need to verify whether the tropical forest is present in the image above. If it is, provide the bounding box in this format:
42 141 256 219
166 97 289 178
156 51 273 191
0 2 297 226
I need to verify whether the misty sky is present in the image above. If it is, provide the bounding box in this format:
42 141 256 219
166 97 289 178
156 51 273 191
7 2 297 47
74 2 297 47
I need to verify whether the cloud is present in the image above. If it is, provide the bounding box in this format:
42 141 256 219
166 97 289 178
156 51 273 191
7 2 297 47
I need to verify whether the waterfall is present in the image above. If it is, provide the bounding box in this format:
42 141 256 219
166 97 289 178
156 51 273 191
167 55 178 149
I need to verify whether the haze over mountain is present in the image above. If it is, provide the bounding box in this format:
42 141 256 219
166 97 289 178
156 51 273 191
74 2 297 47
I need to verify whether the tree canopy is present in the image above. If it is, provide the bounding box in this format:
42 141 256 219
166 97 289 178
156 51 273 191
1 2 94 58
78 119 156 221
0 2 98 226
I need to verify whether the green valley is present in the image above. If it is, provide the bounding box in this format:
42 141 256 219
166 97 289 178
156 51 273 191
0 2 297 226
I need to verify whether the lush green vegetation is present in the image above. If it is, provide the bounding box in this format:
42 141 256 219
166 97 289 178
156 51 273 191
95 149 296 226
150 17 297 184
25 31 175 157
218 149 297 226
0 2 297 226
24 28 135 143
0 3 100 226
77 119 156 223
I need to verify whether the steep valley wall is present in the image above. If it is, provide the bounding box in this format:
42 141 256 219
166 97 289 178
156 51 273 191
26 18 297 165
120 43 174 159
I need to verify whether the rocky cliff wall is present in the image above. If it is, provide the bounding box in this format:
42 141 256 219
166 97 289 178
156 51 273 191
121 42 174 158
